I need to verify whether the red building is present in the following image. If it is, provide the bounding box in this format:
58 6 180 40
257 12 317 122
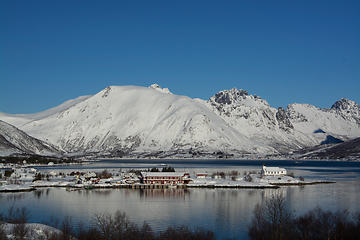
141 172 191 185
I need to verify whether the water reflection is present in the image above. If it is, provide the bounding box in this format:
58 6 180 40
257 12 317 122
30 188 53 199
6 192 26 201
139 189 189 200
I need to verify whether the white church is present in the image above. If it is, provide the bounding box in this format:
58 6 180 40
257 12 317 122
261 164 287 176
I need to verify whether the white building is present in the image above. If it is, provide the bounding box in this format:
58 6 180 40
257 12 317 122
261 164 287 176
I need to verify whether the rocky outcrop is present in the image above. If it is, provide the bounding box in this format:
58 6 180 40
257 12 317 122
331 98 360 125
276 107 294 132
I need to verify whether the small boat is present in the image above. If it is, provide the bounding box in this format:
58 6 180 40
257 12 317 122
168 184 177 189
157 163 168 166
84 185 93 190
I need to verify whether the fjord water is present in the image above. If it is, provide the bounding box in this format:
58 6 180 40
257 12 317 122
1 159 360 239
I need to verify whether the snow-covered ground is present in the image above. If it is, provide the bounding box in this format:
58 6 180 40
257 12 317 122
188 174 304 188
1 223 64 240
0 165 326 193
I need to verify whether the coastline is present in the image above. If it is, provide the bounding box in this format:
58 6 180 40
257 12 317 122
0 179 336 193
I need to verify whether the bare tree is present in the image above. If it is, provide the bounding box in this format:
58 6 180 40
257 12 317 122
6 204 30 224
4 204 31 240
248 193 295 240
60 216 74 240
94 210 138 240
244 174 253 182
139 221 154 240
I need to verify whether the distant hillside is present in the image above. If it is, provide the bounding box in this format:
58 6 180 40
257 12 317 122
294 137 360 160
0 120 61 156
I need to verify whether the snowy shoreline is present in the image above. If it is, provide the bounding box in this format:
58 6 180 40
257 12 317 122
1 161 337 193
0 175 335 193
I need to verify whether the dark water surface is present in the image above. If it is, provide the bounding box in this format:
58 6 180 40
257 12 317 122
1 159 360 239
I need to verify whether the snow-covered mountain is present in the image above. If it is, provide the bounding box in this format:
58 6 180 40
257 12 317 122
207 88 360 153
0 120 61 156
0 84 359 157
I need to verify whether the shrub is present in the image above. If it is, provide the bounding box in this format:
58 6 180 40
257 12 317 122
4 169 14 178
157 224 215 240
249 195 360 240
0 224 6 240
150 167 159 172
94 210 137 240
244 174 253 182
33 173 42 182
5 205 30 224
287 172 295 178
5 205 31 240
98 170 112 179
162 166 175 172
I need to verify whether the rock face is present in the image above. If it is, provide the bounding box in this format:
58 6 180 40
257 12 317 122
212 88 250 105
0 85 359 157
276 107 294 132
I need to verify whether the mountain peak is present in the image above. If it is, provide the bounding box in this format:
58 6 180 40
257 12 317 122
149 84 172 94
209 88 270 107
331 98 359 111
331 98 360 125
211 88 248 105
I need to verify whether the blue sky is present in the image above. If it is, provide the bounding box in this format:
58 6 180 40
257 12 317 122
1 0 359 114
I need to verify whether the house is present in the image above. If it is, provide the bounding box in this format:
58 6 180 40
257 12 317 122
261 164 287 176
196 173 208 179
141 172 191 185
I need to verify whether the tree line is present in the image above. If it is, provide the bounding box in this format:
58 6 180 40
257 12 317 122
248 193 360 240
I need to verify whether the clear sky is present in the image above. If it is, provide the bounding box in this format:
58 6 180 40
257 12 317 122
1 0 359 114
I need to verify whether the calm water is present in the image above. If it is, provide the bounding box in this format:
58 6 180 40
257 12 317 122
1 159 360 239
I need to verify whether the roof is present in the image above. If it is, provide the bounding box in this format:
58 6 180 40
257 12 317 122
263 167 286 171
141 172 186 177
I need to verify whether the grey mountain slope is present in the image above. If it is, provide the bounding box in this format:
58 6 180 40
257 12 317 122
294 137 360 159
0 120 61 156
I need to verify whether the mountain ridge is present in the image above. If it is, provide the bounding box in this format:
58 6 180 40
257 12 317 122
0 84 359 158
